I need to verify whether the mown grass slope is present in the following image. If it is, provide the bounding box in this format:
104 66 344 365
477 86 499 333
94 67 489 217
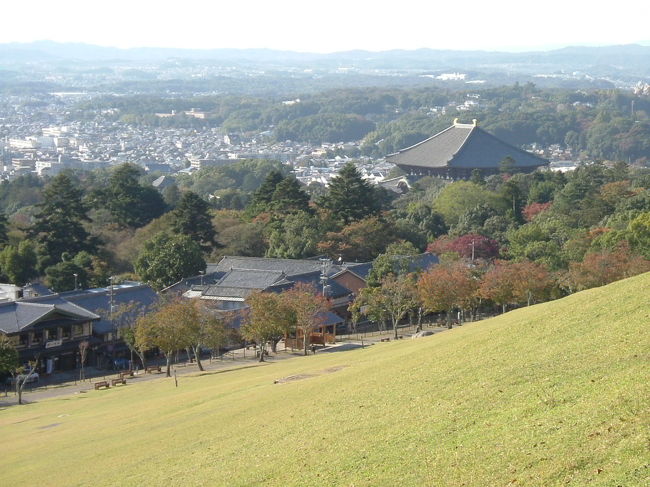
1 273 649 486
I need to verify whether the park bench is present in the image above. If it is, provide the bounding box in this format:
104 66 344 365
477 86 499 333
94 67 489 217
119 370 134 378
111 378 126 386
146 365 162 374
94 381 110 390
380 338 391 342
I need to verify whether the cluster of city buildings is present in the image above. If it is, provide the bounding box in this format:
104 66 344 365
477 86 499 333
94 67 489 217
0 93 398 186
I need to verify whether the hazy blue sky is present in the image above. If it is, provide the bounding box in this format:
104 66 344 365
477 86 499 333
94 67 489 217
2 0 648 52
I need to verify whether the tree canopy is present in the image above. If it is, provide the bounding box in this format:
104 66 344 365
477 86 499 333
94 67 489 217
134 232 205 290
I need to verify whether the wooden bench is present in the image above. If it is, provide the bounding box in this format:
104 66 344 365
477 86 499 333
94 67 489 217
119 370 134 378
94 381 110 390
111 378 126 386
380 338 391 342
146 365 161 374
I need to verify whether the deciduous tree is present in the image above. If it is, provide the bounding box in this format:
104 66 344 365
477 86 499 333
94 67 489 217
418 262 478 327
134 232 205 290
283 282 330 355
242 292 294 362
135 302 194 377
351 273 418 339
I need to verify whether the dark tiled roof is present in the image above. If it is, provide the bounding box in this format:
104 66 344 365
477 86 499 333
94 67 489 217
161 271 225 295
341 262 374 280
287 271 352 299
386 123 548 170
210 256 326 277
23 282 54 297
63 284 159 334
200 267 353 301
0 296 100 334
202 269 286 299
317 311 345 326
217 269 286 289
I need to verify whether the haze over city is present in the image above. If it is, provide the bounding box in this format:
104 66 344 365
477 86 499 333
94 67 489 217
2 0 649 53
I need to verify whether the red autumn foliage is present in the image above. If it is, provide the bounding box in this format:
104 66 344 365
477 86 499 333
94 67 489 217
565 243 650 291
418 261 479 325
522 202 552 222
427 234 500 260
480 259 554 311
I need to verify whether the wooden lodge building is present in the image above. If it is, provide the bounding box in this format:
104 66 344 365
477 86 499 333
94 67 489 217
386 119 548 179
0 282 158 373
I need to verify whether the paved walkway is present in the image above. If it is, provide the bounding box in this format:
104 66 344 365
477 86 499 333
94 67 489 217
0 341 367 407
0 324 456 408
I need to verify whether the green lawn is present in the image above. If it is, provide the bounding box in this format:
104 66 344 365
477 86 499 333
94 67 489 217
1 273 649 486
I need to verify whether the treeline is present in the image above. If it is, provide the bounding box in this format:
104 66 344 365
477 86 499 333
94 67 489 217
73 84 650 163
0 157 648 298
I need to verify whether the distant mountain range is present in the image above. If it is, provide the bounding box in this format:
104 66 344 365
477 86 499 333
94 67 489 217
1 41 650 75
1 41 650 91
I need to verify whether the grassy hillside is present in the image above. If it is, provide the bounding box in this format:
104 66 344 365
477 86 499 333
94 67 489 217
1 273 649 486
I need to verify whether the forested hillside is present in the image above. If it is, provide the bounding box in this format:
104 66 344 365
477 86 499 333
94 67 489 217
70 85 650 163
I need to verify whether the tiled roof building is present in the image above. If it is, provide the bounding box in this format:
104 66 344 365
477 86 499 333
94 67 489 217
386 119 548 178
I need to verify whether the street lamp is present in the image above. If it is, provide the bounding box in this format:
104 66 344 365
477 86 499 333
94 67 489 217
73 273 78 290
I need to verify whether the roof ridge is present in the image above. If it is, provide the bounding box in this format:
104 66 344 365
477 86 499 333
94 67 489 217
229 267 285 273
386 125 456 157
15 301 54 308
446 124 476 163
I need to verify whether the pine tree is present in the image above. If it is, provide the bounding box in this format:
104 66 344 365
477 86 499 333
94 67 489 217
0 212 8 248
270 177 311 213
29 173 96 270
171 191 216 250
318 162 380 224
96 164 166 228
247 170 285 216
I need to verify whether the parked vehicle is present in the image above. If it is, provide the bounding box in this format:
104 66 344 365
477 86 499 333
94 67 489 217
5 371 39 385
112 358 130 370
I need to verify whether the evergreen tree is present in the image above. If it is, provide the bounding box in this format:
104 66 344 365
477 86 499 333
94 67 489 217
247 170 285 216
45 260 86 292
270 177 311 213
96 164 166 228
0 212 8 247
28 173 96 270
0 241 38 286
171 191 216 250
266 211 323 259
162 183 181 208
318 162 381 224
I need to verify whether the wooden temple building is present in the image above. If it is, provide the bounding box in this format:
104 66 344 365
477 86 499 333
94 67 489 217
386 119 548 178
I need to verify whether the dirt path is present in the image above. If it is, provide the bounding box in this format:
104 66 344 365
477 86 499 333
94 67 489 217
0 342 368 407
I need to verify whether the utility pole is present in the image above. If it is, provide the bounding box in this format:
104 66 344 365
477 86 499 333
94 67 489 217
109 276 115 339
319 258 331 296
